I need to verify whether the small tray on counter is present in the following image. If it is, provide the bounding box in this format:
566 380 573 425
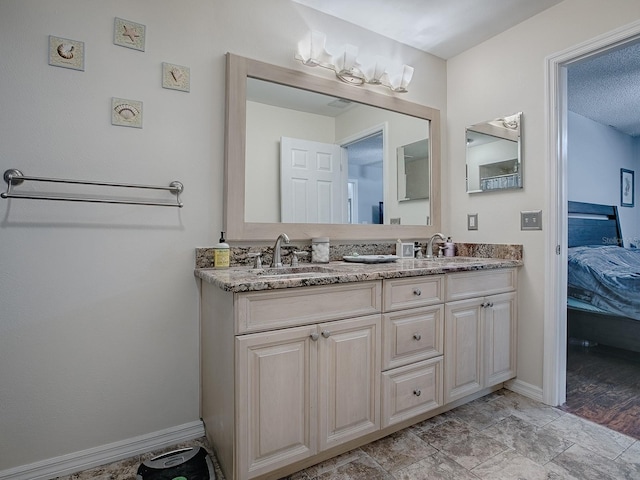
342 254 399 264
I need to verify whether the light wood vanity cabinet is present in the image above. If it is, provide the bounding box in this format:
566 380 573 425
201 281 381 480
200 267 518 480
444 269 518 404
381 276 444 427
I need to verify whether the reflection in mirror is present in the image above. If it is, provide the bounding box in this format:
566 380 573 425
224 53 442 241
397 139 429 202
245 77 430 226
466 112 522 193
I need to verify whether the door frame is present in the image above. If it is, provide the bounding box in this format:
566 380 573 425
544 20 640 406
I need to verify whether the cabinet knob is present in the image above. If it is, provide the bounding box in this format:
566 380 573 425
488 302 494 307
413 333 422 341
481 302 488 308
321 330 331 338
413 288 422 296
310 333 319 341
413 389 422 397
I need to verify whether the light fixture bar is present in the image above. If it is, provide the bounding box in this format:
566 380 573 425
294 31 413 93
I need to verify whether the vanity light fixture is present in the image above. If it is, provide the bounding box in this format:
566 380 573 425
295 30 414 93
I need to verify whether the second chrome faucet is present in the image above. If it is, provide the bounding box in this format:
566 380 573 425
426 233 446 258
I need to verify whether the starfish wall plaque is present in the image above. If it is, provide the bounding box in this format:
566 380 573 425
113 17 145 51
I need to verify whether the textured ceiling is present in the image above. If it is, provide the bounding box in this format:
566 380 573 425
568 40 640 137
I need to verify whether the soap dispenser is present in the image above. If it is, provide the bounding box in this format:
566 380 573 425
214 231 230 269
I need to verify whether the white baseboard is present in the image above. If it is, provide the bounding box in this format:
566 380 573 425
504 378 545 403
0 420 205 480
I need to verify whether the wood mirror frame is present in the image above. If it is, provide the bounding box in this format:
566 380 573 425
224 53 441 241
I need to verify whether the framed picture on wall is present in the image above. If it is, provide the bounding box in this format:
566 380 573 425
621 168 635 207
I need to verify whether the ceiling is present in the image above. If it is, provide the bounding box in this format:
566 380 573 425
293 0 563 60
568 40 640 137
294 0 640 137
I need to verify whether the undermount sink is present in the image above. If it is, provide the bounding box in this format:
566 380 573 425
253 265 336 278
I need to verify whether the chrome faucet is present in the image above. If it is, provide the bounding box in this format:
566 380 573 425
426 233 446 259
271 233 290 268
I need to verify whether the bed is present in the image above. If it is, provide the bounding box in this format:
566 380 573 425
567 201 640 352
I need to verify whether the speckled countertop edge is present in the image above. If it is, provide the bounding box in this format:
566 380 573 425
195 257 523 293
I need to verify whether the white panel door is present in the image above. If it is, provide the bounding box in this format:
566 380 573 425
281 137 345 223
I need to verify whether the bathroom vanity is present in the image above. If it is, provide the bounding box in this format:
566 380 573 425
197 257 521 480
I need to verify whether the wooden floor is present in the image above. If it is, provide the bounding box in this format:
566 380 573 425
561 342 640 439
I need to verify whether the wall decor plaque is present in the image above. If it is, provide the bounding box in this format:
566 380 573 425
111 97 143 128
113 17 145 51
162 62 190 92
49 35 85 71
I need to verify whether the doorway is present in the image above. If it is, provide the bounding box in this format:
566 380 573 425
339 126 386 225
545 20 640 411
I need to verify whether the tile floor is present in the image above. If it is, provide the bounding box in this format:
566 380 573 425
56 389 640 480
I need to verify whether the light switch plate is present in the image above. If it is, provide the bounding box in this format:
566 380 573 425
467 213 478 230
521 210 542 230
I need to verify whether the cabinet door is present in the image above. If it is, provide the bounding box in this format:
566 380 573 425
318 314 381 451
444 298 483 403
236 325 317 479
484 292 517 387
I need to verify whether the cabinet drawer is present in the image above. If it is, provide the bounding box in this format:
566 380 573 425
381 357 443 428
383 276 443 312
446 268 516 302
235 281 382 334
382 305 443 370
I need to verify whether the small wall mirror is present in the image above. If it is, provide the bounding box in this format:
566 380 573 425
466 112 522 193
397 139 429 201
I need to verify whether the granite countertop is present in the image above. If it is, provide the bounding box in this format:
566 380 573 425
195 257 523 293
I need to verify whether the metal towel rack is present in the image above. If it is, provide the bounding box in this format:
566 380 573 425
2 169 184 208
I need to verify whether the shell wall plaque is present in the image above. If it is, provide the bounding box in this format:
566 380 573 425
162 62 190 92
111 97 143 128
49 36 85 71
113 17 145 51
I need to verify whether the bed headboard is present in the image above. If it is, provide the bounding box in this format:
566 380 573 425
568 201 622 247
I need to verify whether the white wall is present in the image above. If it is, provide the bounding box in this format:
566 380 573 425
0 0 446 473
0 0 221 471
568 111 640 246
447 0 640 391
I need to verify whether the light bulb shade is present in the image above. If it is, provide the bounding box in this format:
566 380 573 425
389 65 414 92
296 30 331 67
362 55 387 84
333 44 358 71
334 44 365 85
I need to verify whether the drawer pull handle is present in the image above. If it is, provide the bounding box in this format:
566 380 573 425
310 333 319 341
413 389 422 397
413 289 422 296
321 330 331 338
413 333 422 341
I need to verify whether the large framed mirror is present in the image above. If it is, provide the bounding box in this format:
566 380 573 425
224 53 441 241
466 112 522 193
